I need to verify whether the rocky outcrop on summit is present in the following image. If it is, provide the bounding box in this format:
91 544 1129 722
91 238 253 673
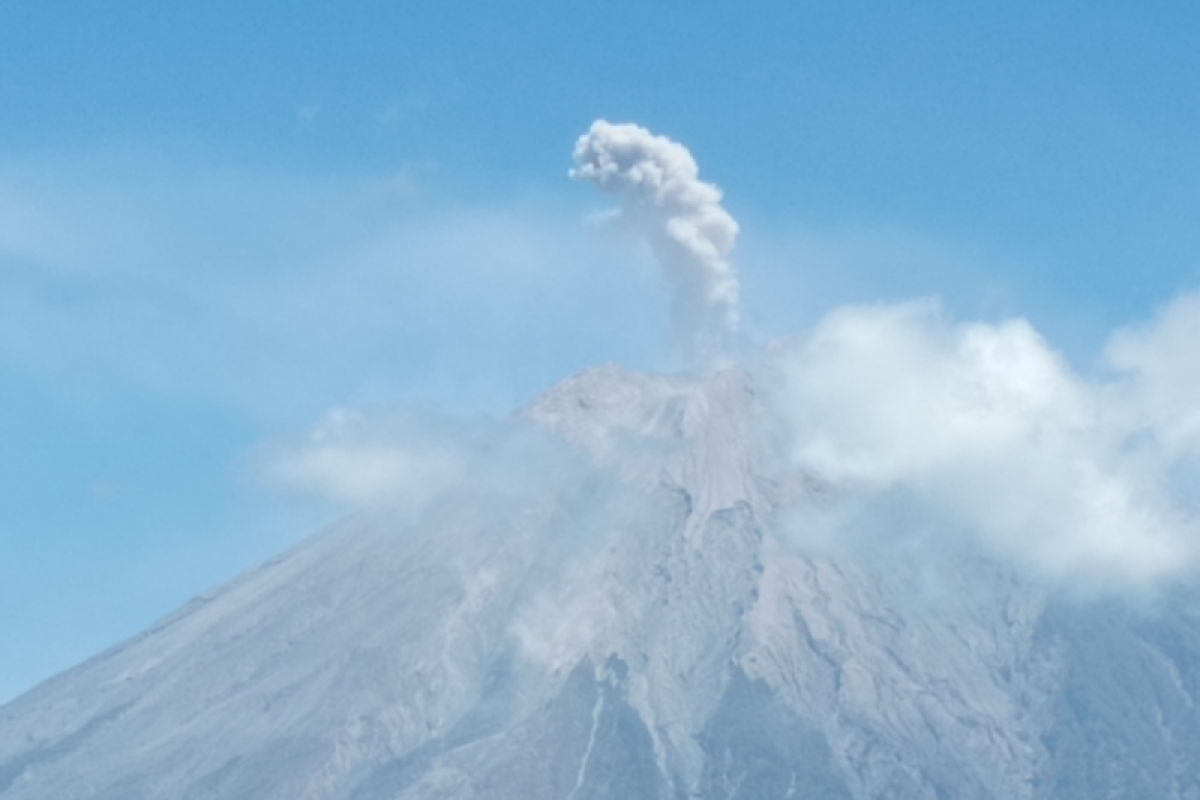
1 365 1199 799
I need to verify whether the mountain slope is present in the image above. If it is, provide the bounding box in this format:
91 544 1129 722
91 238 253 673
2 365 1199 799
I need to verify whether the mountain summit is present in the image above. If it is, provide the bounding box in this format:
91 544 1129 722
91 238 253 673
3 364 1200 799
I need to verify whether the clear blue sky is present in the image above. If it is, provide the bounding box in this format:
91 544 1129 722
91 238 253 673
3 1 1200 702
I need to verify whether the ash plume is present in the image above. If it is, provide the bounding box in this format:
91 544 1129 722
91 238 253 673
571 120 740 365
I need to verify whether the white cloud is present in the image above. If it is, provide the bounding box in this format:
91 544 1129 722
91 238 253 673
259 408 471 507
1106 291 1200 459
770 296 1200 588
258 405 586 518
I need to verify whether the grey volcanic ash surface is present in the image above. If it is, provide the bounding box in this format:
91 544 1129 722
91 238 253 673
2 364 1200 800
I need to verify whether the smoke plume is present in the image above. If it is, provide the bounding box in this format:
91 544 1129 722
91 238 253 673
571 120 740 364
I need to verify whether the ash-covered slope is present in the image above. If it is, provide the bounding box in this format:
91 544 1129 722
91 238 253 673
2 365 1200 800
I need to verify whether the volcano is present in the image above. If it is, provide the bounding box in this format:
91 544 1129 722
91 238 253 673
2 364 1200 800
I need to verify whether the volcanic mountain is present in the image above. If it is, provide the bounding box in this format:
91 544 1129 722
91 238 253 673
2 363 1199 800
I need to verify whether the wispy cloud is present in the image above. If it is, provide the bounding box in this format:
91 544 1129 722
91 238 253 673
256 407 471 508
0 149 668 421
255 404 586 524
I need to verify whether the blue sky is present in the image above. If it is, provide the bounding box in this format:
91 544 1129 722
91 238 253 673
3 1 1200 702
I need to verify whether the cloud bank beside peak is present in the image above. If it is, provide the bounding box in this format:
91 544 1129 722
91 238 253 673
571 120 740 365
770 296 1200 589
